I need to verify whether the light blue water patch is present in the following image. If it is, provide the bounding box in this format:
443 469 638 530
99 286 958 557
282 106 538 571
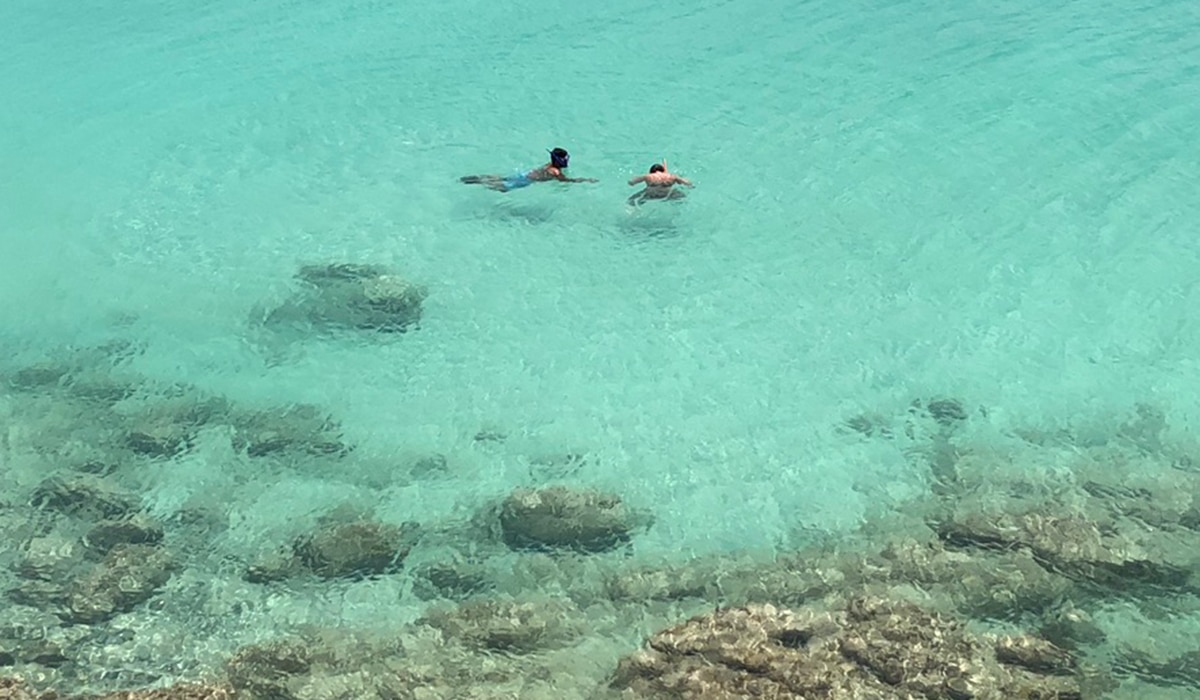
2 0 1200 552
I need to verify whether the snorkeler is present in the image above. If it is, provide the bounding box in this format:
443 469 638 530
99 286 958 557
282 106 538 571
627 159 694 205
460 147 598 192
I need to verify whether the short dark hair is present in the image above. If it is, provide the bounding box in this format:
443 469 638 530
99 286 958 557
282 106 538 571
649 163 665 173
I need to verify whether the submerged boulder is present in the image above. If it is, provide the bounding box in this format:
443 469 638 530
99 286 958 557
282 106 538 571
497 486 646 553
420 597 585 654
413 557 493 601
229 403 348 458
0 607 80 670
125 419 192 457
29 476 140 521
263 263 427 334
83 515 165 555
293 520 416 579
226 639 312 699
61 544 174 624
1115 647 1200 689
875 537 1075 620
16 535 84 582
248 513 418 582
933 507 1196 591
121 391 232 459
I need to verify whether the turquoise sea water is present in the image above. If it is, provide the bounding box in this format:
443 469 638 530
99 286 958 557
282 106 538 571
3 0 1200 694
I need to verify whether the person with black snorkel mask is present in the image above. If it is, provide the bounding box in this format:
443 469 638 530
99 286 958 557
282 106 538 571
460 147 598 192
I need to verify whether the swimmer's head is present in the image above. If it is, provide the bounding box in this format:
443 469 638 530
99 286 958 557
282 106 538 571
649 163 666 174
549 148 570 168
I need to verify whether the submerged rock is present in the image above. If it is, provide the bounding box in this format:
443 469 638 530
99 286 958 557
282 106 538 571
1115 647 1200 688
245 508 417 583
606 563 718 604
263 263 427 334
995 634 1077 676
611 596 1088 699
292 520 417 580
88 685 237 699
29 476 140 521
122 392 232 458
497 486 645 553
413 559 493 601
605 550 837 607
83 516 165 555
5 363 71 391
226 639 312 700
876 538 1074 620
908 396 973 431
0 608 80 670
933 507 1196 591
409 453 450 478
62 373 141 406
61 544 174 624
0 675 235 699
0 677 38 700
16 535 83 582
297 263 384 285
125 420 192 457
6 580 68 608
842 412 892 438
420 597 584 654
244 548 300 584
1037 604 1107 650
923 397 971 426
229 403 347 458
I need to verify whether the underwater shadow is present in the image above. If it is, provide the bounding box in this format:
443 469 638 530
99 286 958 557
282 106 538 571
614 203 685 242
484 199 557 225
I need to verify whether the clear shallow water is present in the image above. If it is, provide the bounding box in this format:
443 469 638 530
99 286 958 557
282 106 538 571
2 0 1200 621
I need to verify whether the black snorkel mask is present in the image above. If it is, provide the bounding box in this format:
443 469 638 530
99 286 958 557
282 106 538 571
549 149 570 168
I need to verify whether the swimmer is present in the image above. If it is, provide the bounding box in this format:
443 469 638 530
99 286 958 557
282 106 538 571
460 147 598 192
626 159 694 205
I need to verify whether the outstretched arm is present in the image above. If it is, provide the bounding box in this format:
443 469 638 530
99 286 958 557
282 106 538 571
675 176 695 187
554 172 598 184
628 175 646 186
